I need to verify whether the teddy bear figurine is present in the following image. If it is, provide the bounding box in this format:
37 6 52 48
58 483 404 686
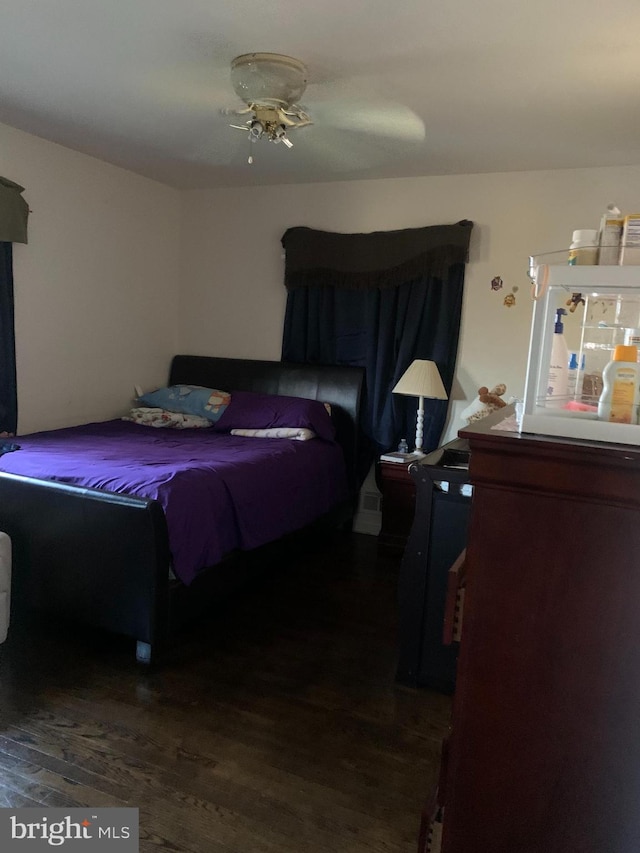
460 383 507 424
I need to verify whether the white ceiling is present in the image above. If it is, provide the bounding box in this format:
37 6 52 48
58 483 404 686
1 0 640 190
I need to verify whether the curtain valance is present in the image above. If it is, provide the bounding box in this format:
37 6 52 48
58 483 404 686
0 176 29 244
282 220 472 290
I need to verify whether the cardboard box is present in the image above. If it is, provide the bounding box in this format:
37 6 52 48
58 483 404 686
619 214 640 265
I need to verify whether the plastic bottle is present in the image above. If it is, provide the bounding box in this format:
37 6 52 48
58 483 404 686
566 353 586 401
567 352 579 400
577 353 585 399
598 204 623 265
598 345 640 424
568 229 599 265
398 438 409 453
547 308 569 406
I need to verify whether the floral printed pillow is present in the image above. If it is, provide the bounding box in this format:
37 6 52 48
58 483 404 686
137 385 230 423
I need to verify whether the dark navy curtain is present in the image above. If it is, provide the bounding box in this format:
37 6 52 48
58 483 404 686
281 222 473 481
0 242 17 436
0 177 29 438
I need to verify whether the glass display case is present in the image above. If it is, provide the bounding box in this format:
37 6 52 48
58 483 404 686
522 251 640 444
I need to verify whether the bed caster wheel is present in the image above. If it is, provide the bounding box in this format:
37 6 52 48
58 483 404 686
136 641 153 664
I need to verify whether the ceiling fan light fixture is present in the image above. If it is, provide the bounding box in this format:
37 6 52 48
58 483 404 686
248 119 264 140
230 53 308 109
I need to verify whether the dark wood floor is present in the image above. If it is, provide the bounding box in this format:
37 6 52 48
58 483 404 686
0 531 451 853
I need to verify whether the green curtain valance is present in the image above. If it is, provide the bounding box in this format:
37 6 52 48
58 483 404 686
281 220 473 290
0 176 29 244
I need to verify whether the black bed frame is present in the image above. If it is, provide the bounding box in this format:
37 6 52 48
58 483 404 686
0 356 365 663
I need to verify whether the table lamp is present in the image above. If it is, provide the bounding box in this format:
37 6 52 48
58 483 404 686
392 359 448 455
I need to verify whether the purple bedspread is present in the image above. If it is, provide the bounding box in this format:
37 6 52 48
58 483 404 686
0 421 349 585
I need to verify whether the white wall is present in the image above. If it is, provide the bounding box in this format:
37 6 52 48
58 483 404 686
0 122 182 433
181 164 640 442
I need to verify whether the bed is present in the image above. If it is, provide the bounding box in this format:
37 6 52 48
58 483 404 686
0 355 365 663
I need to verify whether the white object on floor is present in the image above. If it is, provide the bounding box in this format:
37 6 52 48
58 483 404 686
0 532 11 643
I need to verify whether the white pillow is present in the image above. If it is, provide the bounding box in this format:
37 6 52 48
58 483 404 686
123 407 213 429
230 427 317 441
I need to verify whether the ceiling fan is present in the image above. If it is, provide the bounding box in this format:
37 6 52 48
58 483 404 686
218 51 426 169
226 53 313 159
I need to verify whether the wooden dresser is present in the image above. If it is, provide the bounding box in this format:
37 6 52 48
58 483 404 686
429 412 640 853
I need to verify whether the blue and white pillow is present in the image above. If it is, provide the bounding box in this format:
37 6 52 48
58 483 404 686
137 385 230 423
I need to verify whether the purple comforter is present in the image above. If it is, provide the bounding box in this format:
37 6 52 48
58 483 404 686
0 421 349 585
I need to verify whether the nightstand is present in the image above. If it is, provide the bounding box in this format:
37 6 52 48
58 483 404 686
377 457 417 555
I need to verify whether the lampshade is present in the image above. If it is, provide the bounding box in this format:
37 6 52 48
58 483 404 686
231 53 308 108
392 360 447 400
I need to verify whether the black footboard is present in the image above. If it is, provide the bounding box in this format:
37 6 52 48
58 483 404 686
0 472 170 656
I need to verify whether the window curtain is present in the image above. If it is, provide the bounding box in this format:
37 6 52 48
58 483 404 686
0 243 17 435
281 221 473 481
0 177 29 436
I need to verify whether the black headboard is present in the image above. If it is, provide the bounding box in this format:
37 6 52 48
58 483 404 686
169 355 365 494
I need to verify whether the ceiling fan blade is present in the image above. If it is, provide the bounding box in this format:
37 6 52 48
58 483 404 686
310 98 426 143
221 105 253 117
300 126 389 173
142 59 233 113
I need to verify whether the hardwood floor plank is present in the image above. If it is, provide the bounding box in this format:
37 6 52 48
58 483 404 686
0 736 130 806
0 787 47 808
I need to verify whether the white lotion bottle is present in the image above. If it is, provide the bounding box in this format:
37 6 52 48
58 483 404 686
547 308 569 407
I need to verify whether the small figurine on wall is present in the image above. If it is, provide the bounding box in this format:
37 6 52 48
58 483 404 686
491 276 504 291
566 292 586 313
503 285 518 307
